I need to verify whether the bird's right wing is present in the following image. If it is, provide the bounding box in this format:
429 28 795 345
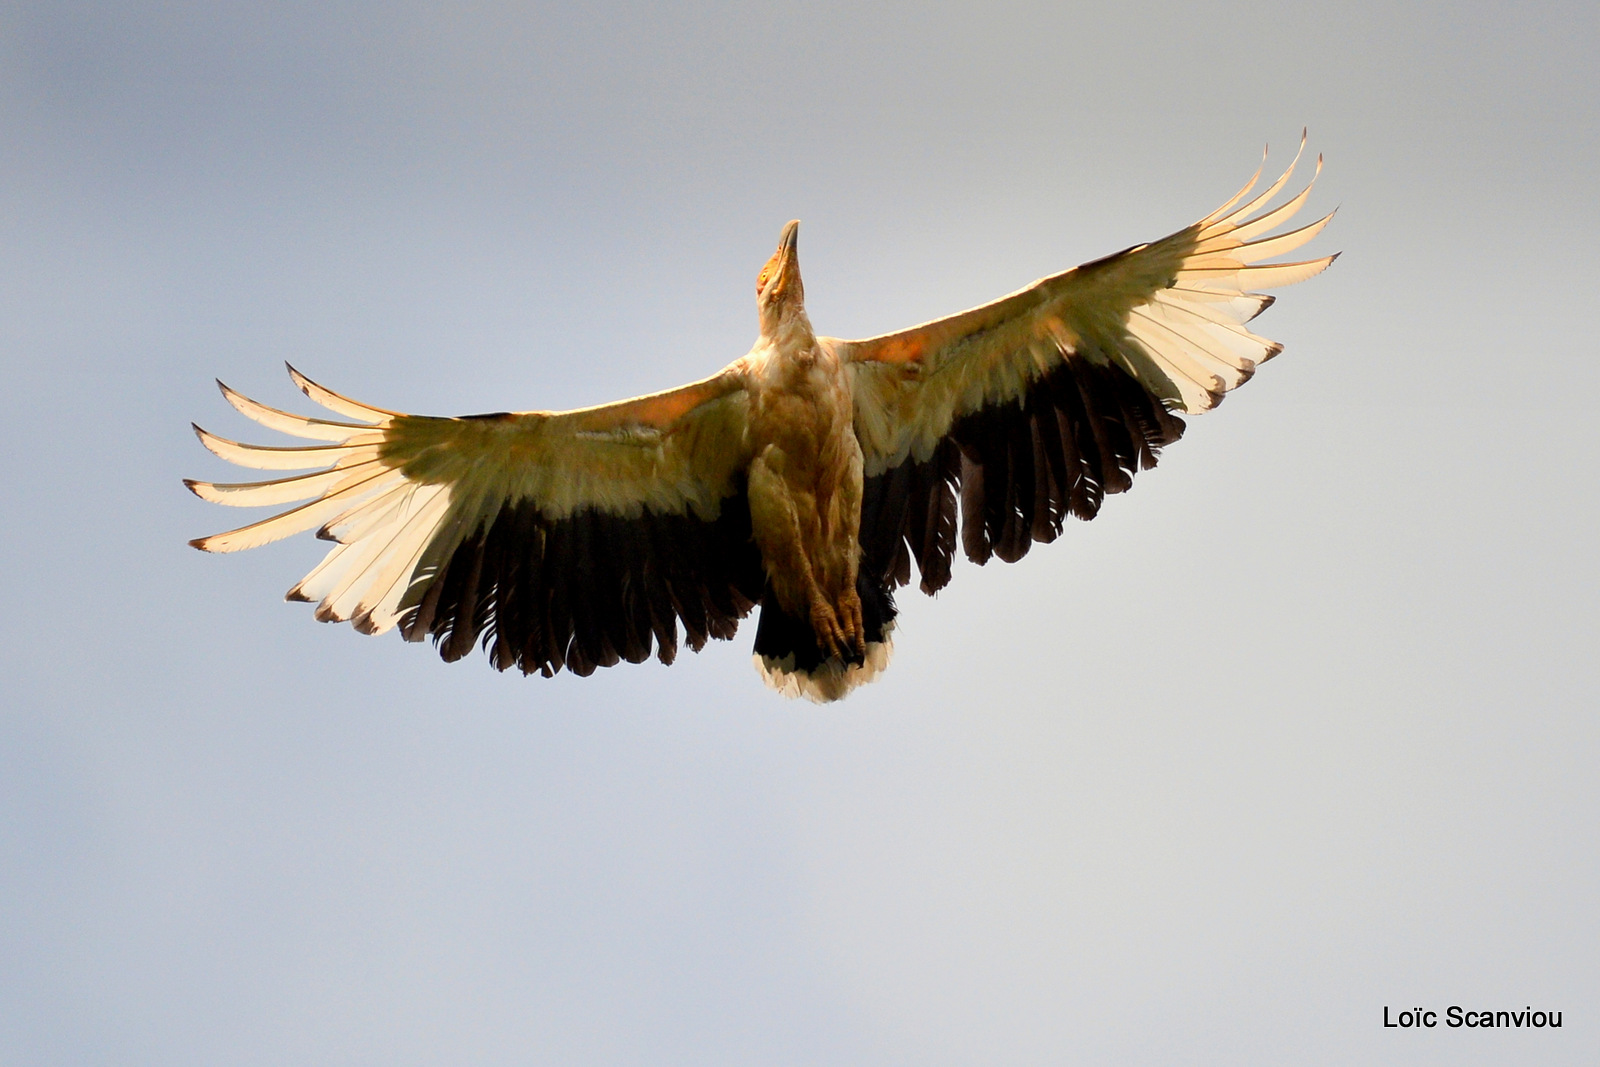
187 365 764 676
837 141 1335 593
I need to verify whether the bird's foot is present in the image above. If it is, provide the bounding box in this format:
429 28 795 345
842 591 866 656
809 600 855 663
811 595 866 665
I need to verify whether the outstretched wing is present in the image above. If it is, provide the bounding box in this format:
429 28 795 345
838 140 1336 594
187 365 763 676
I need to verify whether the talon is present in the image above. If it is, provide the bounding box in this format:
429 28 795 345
811 600 846 659
842 592 866 657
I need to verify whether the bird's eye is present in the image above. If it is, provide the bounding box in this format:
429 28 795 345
757 268 769 294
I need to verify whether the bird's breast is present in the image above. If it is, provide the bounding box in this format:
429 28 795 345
748 345 848 430
744 340 858 486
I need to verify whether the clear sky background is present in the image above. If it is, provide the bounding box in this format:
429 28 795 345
3 1 1597 1064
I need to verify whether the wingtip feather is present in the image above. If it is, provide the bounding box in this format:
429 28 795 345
286 363 397 423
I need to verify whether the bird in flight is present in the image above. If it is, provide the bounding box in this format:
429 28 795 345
188 140 1335 701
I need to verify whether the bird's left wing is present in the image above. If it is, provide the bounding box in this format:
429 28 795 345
188 365 763 677
835 142 1335 595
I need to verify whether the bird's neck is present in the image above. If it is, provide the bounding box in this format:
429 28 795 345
760 305 820 359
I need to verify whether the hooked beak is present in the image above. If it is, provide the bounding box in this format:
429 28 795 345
757 220 802 305
775 220 799 283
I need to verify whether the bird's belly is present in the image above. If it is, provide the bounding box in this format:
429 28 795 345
746 374 864 615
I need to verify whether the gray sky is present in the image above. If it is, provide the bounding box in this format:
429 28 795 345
3 1 1597 1063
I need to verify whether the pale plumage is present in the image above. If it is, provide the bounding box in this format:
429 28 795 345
188 139 1336 700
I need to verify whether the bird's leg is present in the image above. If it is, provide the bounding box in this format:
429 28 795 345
809 597 850 661
839 590 865 659
827 560 865 663
789 541 852 661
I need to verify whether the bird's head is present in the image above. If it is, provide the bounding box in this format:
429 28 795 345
756 220 806 333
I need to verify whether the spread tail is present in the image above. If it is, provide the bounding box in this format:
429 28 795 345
752 577 896 702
